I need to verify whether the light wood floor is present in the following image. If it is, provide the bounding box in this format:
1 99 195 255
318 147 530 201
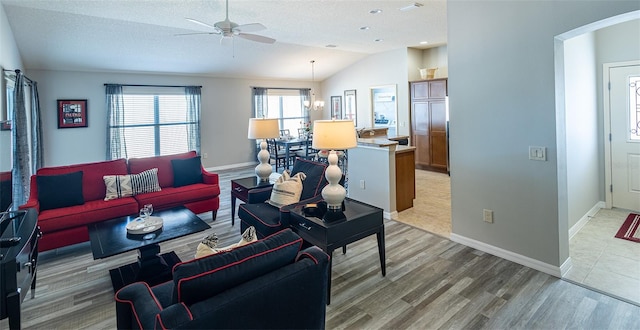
398 169 640 307
2 167 639 329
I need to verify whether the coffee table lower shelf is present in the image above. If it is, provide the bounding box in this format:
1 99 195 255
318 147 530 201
109 251 181 292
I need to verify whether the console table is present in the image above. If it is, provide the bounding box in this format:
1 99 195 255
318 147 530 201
289 198 385 305
0 209 41 330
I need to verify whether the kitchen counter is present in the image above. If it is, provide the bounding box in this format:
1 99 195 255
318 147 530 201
357 138 399 148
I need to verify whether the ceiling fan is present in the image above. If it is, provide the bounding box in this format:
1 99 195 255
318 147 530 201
177 0 276 44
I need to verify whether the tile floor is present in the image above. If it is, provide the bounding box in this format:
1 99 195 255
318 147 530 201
565 208 640 305
396 169 451 238
395 170 640 306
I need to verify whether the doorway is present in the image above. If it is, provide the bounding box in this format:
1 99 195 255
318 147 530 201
605 62 640 211
556 15 640 306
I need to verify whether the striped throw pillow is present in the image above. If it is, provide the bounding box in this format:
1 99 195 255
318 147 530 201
131 168 162 195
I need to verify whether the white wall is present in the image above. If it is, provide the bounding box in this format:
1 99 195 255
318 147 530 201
564 32 600 229
421 45 448 79
26 70 317 168
0 3 23 172
448 1 639 268
347 145 396 216
0 4 23 78
322 48 410 137
407 48 423 83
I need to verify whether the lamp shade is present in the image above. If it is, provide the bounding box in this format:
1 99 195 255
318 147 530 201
312 120 357 150
247 118 279 139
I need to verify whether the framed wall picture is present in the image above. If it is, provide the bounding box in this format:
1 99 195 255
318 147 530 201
344 89 357 124
331 95 342 119
57 99 88 128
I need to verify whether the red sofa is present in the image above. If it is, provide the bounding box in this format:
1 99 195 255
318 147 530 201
20 151 220 252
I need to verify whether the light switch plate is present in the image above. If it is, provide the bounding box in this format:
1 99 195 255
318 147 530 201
529 146 546 161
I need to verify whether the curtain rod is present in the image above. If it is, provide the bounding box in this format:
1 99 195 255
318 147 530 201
250 86 311 91
2 69 35 84
104 83 202 88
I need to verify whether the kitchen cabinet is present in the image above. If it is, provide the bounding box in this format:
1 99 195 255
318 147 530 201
410 78 448 173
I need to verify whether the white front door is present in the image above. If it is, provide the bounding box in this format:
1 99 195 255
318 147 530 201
609 63 640 211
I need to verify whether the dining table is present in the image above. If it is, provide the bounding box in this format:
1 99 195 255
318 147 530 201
275 137 312 168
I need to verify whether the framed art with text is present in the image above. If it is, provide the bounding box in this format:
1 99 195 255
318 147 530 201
331 96 342 119
57 99 88 128
344 89 357 124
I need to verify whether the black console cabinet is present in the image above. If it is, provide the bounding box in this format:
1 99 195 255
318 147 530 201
0 208 41 330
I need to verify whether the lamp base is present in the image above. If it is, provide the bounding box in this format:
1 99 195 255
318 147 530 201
255 140 272 182
322 209 346 222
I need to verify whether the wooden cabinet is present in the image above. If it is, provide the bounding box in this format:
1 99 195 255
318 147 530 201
410 79 448 172
395 146 416 212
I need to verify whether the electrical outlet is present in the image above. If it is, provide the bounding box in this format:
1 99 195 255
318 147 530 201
483 209 493 223
360 180 366 189
203 153 208 159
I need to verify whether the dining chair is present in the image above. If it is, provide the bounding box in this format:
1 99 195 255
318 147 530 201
280 129 291 138
267 139 295 171
295 138 318 161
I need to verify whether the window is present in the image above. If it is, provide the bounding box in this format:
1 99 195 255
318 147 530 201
253 88 310 135
107 85 201 159
630 76 640 141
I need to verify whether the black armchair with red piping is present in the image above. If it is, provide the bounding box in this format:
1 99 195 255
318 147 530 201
115 229 329 330
237 158 330 239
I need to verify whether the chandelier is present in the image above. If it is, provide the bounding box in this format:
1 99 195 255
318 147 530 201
304 60 324 111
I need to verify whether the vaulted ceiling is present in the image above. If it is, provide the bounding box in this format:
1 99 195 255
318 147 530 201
1 0 447 80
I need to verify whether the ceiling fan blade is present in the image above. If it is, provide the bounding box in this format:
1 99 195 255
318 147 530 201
237 33 276 44
185 17 218 30
174 32 220 37
234 23 266 33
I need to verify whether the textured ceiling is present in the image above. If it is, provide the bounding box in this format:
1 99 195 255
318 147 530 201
1 0 447 80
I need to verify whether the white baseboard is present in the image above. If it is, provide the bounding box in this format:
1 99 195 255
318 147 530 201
385 211 398 220
568 201 605 239
206 162 256 172
450 233 562 278
560 257 573 277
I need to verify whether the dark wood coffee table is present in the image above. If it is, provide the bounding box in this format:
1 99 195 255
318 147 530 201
87 206 210 291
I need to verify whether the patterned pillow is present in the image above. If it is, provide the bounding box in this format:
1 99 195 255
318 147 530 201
195 226 257 259
267 170 306 208
130 168 161 195
104 168 161 200
103 174 134 201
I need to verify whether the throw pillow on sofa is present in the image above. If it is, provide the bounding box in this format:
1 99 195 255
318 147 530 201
131 168 161 195
171 156 203 187
102 168 161 200
267 171 306 208
195 226 257 258
291 159 327 200
37 171 84 211
103 174 134 201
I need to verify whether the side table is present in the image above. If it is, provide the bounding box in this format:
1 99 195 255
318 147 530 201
289 198 385 305
230 176 273 226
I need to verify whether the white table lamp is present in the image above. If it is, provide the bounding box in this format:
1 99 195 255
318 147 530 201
312 120 357 213
248 118 280 181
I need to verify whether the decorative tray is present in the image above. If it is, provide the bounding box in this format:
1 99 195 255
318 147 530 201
126 216 163 234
